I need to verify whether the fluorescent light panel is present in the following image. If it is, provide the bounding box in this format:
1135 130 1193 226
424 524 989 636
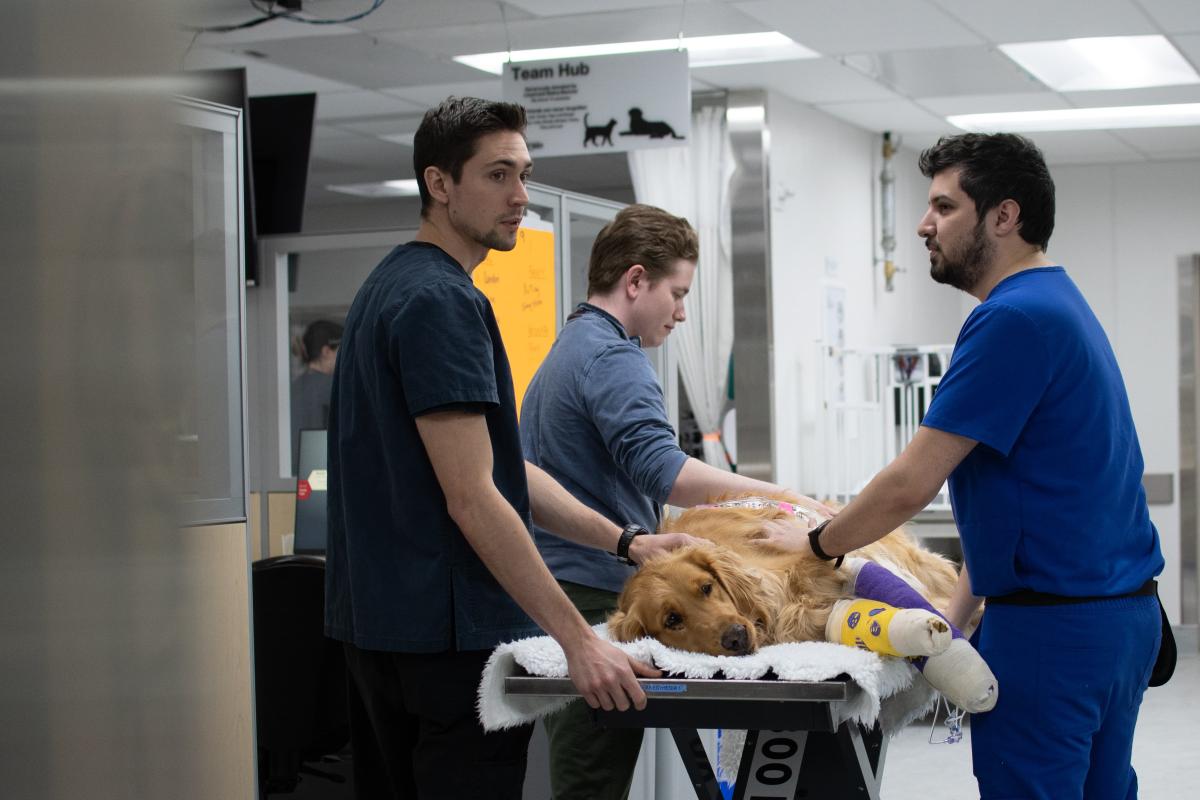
999 35 1199 92
454 32 818 75
326 179 420 198
948 103 1200 132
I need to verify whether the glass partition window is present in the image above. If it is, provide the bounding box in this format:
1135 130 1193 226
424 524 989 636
177 99 247 525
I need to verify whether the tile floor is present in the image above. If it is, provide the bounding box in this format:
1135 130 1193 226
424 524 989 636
881 652 1200 799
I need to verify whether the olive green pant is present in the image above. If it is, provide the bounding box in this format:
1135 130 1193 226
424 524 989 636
544 581 644 800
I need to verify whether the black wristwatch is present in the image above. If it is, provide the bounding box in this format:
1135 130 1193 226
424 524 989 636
615 523 650 565
808 519 844 568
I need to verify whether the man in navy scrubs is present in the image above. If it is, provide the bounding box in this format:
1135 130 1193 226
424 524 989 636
324 97 696 800
760 133 1164 800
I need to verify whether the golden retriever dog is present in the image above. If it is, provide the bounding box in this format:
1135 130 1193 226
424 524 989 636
608 496 965 657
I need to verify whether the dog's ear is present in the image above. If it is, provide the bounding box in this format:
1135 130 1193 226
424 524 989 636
607 608 647 642
700 548 770 623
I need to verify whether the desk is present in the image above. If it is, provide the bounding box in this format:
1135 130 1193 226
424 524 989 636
505 675 887 800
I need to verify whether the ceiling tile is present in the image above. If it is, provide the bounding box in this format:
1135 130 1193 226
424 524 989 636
814 98 955 136
327 113 429 139
184 46 357 95
504 0 681 16
346 0 534 32
377 3 767 61
180 2 361 45
1172 33 1200 65
841 46 1043 97
928 0 1157 43
240 33 484 89
1059 83 1200 107
693 58 897 104
917 92 1070 116
1111 125 1200 158
379 80 506 108
1137 0 1200 34
733 0 983 55
315 90 426 119
1026 130 1145 164
309 131 413 172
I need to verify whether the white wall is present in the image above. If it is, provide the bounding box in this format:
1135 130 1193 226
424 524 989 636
1048 159 1200 621
766 91 1199 621
765 91 964 498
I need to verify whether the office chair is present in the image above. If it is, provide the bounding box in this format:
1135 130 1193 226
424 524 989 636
253 555 350 798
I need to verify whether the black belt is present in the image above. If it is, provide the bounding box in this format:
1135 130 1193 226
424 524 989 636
987 578 1157 606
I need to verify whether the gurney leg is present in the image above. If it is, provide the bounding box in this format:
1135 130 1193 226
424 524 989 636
732 729 809 800
669 727 724 800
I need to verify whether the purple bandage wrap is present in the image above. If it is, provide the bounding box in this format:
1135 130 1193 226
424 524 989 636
853 562 963 671
853 562 963 640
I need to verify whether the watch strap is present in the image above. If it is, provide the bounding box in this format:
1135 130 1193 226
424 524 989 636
808 519 845 568
616 523 649 565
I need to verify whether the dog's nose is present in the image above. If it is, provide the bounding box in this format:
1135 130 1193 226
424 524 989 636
721 624 750 655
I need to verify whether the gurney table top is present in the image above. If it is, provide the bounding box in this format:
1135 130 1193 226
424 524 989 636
504 674 885 800
505 674 860 730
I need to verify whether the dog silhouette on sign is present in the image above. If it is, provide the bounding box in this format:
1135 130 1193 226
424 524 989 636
583 113 617 147
620 107 685 140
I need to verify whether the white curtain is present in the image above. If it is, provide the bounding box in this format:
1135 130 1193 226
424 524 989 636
628 106 736 469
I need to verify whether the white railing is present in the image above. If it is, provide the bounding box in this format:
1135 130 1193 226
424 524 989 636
818 344 955 510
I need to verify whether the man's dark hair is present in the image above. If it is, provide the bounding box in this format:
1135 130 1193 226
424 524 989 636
412 96 527 218
588 204 699 296
918 133 1056 251
301 319 343 364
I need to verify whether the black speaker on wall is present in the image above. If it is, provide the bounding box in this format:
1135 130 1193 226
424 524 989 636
248 93 315 239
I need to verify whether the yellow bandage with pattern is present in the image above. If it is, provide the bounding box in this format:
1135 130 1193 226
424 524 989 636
837 599 902 657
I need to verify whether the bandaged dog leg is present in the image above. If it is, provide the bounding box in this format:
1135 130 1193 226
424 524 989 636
843 559 998 713
826 598 951 657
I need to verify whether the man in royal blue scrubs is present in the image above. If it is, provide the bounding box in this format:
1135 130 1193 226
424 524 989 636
761 133 1164 799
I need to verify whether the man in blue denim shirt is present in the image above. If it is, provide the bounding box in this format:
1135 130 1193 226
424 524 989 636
521 204 832 799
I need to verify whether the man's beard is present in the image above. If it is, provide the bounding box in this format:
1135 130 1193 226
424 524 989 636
450 207 520 252
929 217 992 292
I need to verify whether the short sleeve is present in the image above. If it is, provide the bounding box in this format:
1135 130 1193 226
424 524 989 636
921 303 1052 456
581 344 688 503
388 281 499 416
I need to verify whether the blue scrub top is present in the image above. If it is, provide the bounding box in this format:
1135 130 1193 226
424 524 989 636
921 267 1163 598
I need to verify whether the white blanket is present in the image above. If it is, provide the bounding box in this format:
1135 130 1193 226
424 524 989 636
478 623 938 736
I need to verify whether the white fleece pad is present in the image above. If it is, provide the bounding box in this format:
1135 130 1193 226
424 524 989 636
477 624 937 737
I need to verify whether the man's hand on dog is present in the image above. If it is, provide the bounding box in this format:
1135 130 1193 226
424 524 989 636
563 635 660 711
626 531 710 564
749 517 820 555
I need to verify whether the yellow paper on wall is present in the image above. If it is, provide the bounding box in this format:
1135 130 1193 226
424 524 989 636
473 225 556 418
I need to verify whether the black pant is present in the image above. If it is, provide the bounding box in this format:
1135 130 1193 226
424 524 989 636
342 642 533 799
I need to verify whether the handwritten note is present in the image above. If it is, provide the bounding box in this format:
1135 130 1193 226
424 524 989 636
473 226 557 417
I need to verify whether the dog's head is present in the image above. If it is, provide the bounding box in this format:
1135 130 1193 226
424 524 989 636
608 544 773 656
628 107 644 120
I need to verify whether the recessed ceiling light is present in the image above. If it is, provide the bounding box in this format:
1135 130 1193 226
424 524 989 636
999 35 1199 92
948 103 1200 132
325 179 420 198
454 32 818 75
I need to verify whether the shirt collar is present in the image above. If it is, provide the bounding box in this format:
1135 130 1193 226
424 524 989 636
569 302 641 347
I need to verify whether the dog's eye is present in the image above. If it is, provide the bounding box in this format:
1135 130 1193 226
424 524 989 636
665 612 683 629
700 582 713 596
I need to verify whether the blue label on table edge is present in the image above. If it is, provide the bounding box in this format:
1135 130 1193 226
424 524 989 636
646 683 687 693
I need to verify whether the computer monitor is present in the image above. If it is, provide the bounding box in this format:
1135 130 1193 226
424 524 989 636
294 428 328 555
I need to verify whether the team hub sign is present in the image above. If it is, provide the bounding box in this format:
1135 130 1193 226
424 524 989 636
501 49 690 158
